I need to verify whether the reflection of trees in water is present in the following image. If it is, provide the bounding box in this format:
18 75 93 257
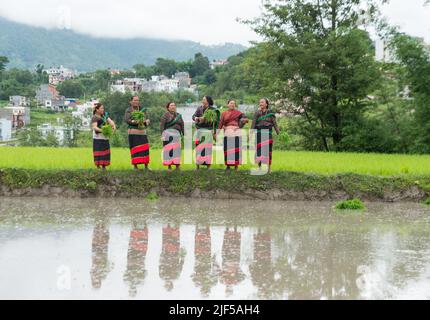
123 220 148 298
270 229 372 300
220 227 245 297
191 226 219 297
356 230 430 299
90 217 111 289
249 228 275 299
159 224 185 291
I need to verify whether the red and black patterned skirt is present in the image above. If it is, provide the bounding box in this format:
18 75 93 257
195 129 213 165
163 131 181 166
255 128 273 165
224 135 242 166
129 134 150 165
93 139 111 167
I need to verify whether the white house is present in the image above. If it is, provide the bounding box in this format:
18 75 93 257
0 118 12 142
375 38 396 63
9 96 29 107
37 123 74 145
110 73 193 94
45 65 77 85
0 106 30 128
210 59 229 69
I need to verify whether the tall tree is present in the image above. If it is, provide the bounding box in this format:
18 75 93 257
57 80 85 98
0 56 9 72
245 0 387 151
190 53 210 78
392 34 430 153
154 58 178 77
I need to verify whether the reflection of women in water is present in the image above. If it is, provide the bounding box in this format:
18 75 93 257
159 224 185 291
90 218 111 289
191 226 219 297
220 226 245 296
249 228 275 299
123 221 149 297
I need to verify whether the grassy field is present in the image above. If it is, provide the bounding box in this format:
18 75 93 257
1 147 430 176
29 109 69 127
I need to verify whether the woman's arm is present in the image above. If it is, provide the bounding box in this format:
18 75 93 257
144 110 150 126
251 112 258 130
218 112 225 130
160 114 167 134
107 118 116 131
92 121 102 133
273 115 280 135
180 118 185 136
125 109 135 126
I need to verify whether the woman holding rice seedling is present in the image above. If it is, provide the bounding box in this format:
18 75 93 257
218 99 248 172
91 103 116 170
192 96 220 170
251 99 280 173
160 101 184 172
125 96 151 170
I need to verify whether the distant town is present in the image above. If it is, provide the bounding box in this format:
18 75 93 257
0 59 230 145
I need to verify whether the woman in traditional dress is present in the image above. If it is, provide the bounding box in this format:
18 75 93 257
125 96 151 170
251 99 280 173
192 96 219 170
91 103 116 170
160 101 184 172
218 99 248 171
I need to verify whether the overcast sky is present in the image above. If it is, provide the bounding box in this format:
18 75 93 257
0 0 429 45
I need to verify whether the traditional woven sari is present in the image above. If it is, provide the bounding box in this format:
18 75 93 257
162 113 183 166
219 109 245 167
254 112 276 165
92 113 111 167
126 106 150 165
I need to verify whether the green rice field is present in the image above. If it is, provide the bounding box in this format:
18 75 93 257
1 147 430 176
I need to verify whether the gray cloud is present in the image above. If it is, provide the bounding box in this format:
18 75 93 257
0 0 428 45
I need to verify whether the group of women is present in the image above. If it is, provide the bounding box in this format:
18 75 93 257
91 95 280 172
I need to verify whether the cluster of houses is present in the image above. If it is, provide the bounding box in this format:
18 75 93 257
110 72 198 95
210 59 229 70
0 96 31 143
0 91 95 145
45 65 77 85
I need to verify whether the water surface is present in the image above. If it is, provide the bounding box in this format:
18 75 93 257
1 197 430 300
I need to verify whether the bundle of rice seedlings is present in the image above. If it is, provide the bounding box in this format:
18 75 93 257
131 111 146 129
101 124 113 139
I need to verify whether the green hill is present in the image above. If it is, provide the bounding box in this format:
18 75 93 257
0 17 247 72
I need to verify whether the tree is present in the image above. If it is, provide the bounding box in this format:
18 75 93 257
45 132 59 147
17 128 45 146
94 70 111 92
133 64 155 79
154 58 178 77
57 80 85 98
190 53 210 78
63 114 82 147
35 64 49 83
245 0 386 151
0 56 9 73
392 33 430 153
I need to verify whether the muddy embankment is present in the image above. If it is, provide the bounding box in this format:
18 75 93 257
0 168 429 202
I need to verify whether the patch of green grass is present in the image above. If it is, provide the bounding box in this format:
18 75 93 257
2 147 430 176
423 198 430 206
29 109 69 127
335 198 367 211
145 192 159 200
